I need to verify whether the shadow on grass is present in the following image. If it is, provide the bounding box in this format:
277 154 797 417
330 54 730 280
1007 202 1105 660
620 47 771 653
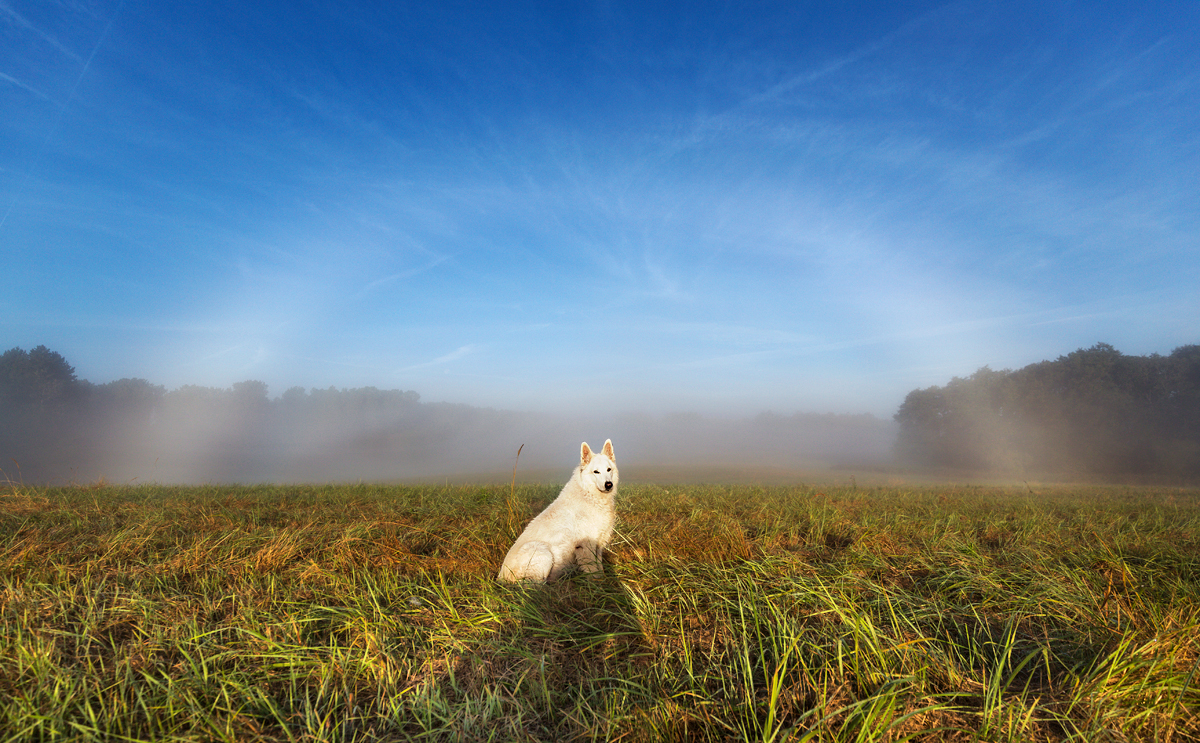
505 564 654 665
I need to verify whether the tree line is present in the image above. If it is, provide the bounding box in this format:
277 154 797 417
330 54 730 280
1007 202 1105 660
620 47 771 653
0 345 431 482
893 342 1200 478
6 343 1196 483
0 346 895 484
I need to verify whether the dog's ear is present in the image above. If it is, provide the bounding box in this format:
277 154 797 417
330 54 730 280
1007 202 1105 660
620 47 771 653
602 439 614 460
580 442 593 465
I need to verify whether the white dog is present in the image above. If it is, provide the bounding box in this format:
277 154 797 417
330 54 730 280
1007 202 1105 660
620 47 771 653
498 439 619 582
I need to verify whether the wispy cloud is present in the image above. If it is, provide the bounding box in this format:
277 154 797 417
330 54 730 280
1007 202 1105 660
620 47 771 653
358 255 451 295
0 70 59 105
396 345 477 374
184 344 249 367
645 321 818 348
0 0 83 62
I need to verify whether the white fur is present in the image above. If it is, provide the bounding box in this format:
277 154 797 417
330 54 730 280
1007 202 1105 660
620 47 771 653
498 439 619 582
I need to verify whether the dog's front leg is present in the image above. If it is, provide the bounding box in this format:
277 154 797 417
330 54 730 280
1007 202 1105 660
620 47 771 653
574 539 603 573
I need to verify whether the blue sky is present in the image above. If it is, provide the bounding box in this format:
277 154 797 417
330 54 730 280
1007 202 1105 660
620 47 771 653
3 1 1197 417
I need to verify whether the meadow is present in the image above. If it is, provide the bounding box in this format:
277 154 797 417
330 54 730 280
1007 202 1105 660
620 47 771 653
2 475 1198 741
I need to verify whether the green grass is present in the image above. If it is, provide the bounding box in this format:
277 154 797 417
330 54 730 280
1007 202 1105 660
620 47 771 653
2 478 1199 741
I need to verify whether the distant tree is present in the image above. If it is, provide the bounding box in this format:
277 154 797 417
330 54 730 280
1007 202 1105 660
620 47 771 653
0 345 79 409
0 347 29 409
1165 345 1200 435
232 380 269 404
894 386 948 467
1162 345 1200 474
93 378 166 407
895 342 1200 477
0 346 86 479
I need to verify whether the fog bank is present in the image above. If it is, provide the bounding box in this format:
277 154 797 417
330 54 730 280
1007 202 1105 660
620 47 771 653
1 351 895 485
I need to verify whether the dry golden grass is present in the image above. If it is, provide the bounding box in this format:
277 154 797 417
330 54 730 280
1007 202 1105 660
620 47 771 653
1 479 1199 741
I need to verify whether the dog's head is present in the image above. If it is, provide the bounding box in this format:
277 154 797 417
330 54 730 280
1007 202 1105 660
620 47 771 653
579 439 618 495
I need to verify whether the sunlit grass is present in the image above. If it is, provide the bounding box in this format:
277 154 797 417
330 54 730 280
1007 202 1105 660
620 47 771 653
2 479 1199 741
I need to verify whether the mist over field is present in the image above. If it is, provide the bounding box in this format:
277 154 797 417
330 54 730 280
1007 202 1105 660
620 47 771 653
4 375 895 485
1 344 897 484
5 342 1199 485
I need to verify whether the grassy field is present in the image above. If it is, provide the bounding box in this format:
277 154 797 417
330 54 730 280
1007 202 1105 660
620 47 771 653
2 476 1199 741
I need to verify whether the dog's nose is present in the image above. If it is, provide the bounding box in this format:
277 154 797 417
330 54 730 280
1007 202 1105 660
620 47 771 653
604 481 613 491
